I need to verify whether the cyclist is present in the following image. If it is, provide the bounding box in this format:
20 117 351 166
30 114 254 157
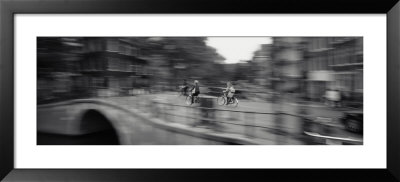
224 81 235 104
191 80 200 104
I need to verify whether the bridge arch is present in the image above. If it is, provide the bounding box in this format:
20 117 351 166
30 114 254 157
78 109 120 145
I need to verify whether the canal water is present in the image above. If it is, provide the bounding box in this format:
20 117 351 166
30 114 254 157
37 129 120 145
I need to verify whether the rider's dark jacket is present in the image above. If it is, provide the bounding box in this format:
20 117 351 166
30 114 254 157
193 84 200 94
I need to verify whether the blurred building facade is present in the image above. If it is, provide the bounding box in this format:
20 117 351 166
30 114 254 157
269 37 363 105
38 37 226 103
251 44 273 87
303 37 363 103
270 37 306 92
38 37 152 102
80 38 150 97
37 37 84 101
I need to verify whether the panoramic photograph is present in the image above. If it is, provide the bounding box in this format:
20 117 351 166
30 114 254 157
37 37 363 145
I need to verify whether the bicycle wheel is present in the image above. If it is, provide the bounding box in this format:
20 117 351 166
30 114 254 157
185 96 193 105
231 97 239 107
217 96 226 105
179 89 186 97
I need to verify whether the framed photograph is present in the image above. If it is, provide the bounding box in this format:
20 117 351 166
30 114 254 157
1 0 399 181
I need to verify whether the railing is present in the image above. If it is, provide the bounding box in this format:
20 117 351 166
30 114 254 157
38 96 363 145
304 131 363 145
152 101 277 137
135 97 360 145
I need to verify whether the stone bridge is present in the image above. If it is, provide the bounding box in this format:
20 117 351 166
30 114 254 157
37 98 260 145
38 96 363 145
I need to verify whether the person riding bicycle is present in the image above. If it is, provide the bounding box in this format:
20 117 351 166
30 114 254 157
224 81 235 104
191 80 200 104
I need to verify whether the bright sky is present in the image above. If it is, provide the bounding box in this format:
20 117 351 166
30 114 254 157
206 37 272 64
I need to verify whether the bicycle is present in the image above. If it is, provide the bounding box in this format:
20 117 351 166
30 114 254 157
177 85 189 96
185 94 200 105
217 91 238 107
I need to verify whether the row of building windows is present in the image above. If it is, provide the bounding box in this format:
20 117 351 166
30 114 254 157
306 45 362 71
81 57 105 71
305 71 363 100
80 76 148 89
307 37 330 51
80 57 148 74
107 57 132 72
306 37 362 51
85 38 139 56
334 72 363 92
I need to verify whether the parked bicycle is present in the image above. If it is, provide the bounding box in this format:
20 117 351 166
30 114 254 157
217 91 239 107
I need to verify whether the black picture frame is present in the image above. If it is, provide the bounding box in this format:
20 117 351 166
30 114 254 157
1 0 399 181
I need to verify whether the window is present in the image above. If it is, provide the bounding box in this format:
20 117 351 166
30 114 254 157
316 56 320 70
95 58 103 70
327 50 333 67
321 53 328 70
313 57 317 71
338 49 343 64
355 72 363 91
119 45 126 54
350 45 356 63
320 38 326 48
131 47 138 56
307 38 313 50
91 77 105 88
86 39 105 52
107 57 116 70
107 39 119 52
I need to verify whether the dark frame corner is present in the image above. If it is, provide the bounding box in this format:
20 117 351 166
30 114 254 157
1 0 399 181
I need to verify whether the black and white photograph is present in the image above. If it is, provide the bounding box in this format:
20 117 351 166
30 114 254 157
2 0 398 180
37 37 363 145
